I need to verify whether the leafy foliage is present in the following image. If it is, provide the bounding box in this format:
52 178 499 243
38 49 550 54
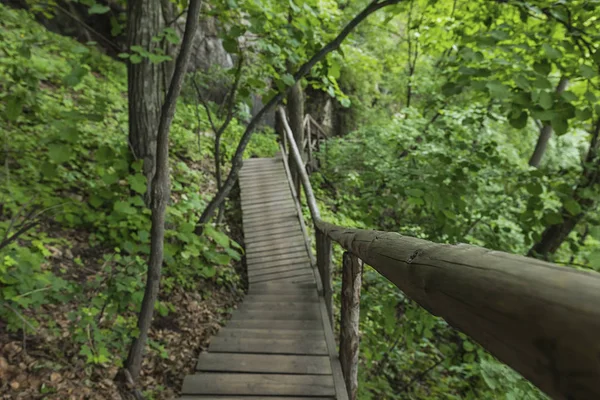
0 4 276 373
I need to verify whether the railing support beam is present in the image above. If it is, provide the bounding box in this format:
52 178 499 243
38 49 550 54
340 252 363 400
316 228 333 326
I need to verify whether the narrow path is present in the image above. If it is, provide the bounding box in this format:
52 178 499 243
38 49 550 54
180 156 346 399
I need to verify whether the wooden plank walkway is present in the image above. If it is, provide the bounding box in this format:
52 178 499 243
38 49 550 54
180 157 347 400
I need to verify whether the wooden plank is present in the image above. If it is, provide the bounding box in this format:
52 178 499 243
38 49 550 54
246 244 308 258
249 281 317 289
249 270 314 284
181 396 333 400
240 179 289 189
248 264 312 277
244 231 304 244
246 249 309 264
242 202 295 213
241 187 291 197
243 294 319 303
216 328 324 339
247 261 311 273
238 302 321 313
243 214 298 225
196 353 332 375
226 319 323 330
268 276 316 285
243 224 300 236
209 337 328 355
232 309 321 321
182 373 335 396
247 259 312 272
243 206 297 217
246 240 307 253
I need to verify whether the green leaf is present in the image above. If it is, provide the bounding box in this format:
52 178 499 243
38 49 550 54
589 226 600 240
406 188 424 197
513 75 530 90
525 182 542 196
328 59 340 79
576 107 593 121
114 201 136 215
542 44 562 60
130 54 142 64
88 4 110 14
282 73 295 86
538 91 553 110
533 61 551 76
563 198 581 216
533 76 552 89
551 116 568 135
509 110 528 129
486 81 509 97
580 64 597 79
127 174 147 194
543 212 563 225
48 144 72 164
5 94 25 122
222 37 238 54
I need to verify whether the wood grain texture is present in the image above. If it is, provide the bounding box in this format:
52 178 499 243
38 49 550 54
181 156 345 400
209 337 328 355
339 252 363 400
196 353 332 374
226 319 323 330
182 373 335 396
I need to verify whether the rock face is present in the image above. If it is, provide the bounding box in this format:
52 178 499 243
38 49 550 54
181 17 233 73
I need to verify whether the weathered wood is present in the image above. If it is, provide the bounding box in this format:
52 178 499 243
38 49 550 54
249 270 314 284
237 302 320 312
339 252 363 400
180 396 333 400
246 241 307 254
242 224 300 236
247 261 311 273
243 213 298 225
181 373 335 396
317 282 350 400
246 245 308 258
244 231 304 244
216 328 324 339
232 308 321 321
243 294 319 303
314 221 600 400
248 264 312 277
246 250 309 265
196 353 332 374
248 284 316 293
316 229 333 326
209 337 328 355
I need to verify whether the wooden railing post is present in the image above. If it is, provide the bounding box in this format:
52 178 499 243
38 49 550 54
316 228 333 326
340 252 363 400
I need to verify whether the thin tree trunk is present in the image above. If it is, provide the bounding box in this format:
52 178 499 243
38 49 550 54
528 77 569 167
125 0 202 381
529 118 600 258
288 81 304 199
196 0 403 228
126 0 165 200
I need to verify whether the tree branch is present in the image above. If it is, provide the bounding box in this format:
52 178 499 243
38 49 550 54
196 0 403 228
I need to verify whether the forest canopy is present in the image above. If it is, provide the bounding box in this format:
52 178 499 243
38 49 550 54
1 0 599 399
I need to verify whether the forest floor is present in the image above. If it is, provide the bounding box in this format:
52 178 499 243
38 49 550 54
0 211 245 400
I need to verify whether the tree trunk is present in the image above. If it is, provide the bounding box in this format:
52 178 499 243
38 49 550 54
529 118 600 259
125 0 203 381
196 0 402 228
528 77 569 168
287 81 305 199
127 0 165 200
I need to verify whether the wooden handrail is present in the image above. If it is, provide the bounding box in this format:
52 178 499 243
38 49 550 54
277 107 600 400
